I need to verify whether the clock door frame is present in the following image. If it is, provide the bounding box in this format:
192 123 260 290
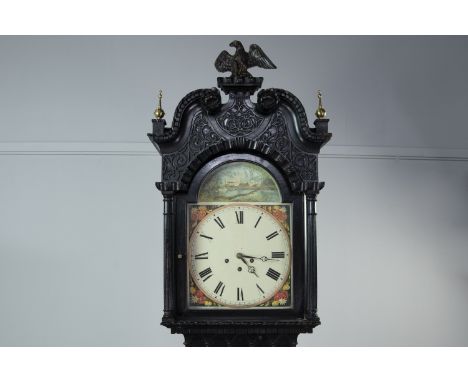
174 153 306 321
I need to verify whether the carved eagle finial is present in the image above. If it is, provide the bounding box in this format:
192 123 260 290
215 40 277 79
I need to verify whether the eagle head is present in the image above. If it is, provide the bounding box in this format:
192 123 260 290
229 40 244 49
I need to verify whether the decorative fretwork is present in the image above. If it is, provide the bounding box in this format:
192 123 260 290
257 111 317 181
216 98 264 137
162 112 222 182
159 105 319 187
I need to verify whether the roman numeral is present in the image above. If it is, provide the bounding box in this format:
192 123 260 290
266 231 279 240
266 268 281 281
200 234 213 240
214 281 225 295
199 267 213 281
194 252 208 260
254 215 262 228
237 287 244 301
271 251 285 259
256 283 265 294
214 217 225 229
235 210 244 224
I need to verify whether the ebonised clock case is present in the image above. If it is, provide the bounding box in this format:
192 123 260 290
175 153 305 320
148 70 331 345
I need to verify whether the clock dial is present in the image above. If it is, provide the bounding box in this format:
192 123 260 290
188 204 291 307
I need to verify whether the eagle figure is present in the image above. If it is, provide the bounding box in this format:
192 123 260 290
215 40 277 78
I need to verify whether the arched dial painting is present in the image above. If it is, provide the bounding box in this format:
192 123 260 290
148 41 332 346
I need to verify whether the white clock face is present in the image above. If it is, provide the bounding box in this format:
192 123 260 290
188 204 291 307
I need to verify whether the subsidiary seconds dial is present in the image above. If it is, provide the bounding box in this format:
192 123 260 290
188 204 291 307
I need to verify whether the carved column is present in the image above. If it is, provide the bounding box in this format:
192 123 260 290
304 181 323 322
160 188 176 324
305 191 318 320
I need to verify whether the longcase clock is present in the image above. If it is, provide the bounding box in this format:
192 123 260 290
148 41 331 346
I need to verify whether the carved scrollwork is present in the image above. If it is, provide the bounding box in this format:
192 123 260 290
292 151 317 181
273 89 311 130
200 88 222 114
256 88 279 115
162 112 222 182
171 89 206 132
160 108 318 187
189 112 222 152
162 142 190 182
257 111 291 157
257 111 317 181
216 98 264 137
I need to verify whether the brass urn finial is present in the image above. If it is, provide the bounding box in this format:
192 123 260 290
154 90 165 120
315 90 327 119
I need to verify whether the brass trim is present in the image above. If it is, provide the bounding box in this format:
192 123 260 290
153 90 165 119
314 90 327 119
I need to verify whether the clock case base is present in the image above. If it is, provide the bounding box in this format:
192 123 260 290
149 76 331 347
168 314 321 346
184 334 298 347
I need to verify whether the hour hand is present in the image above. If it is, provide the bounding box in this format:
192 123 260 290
237 253 254 259
239 256 249 266
236 253 259 277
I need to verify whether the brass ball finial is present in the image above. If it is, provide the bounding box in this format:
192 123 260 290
315 90 327 119
154 90 165 120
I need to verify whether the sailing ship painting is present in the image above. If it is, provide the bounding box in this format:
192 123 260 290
198 162 281 202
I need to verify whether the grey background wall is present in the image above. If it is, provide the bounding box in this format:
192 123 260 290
0 36 467 346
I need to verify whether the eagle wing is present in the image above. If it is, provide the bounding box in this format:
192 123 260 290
248 44 277 69
214 50 234 73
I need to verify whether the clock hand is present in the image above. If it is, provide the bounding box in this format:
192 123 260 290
237 253 256 259
247 266 259 277
258 256 279 262
236 253 260 277
237 253 279 262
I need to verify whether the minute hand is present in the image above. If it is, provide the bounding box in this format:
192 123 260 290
237 253 279 262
